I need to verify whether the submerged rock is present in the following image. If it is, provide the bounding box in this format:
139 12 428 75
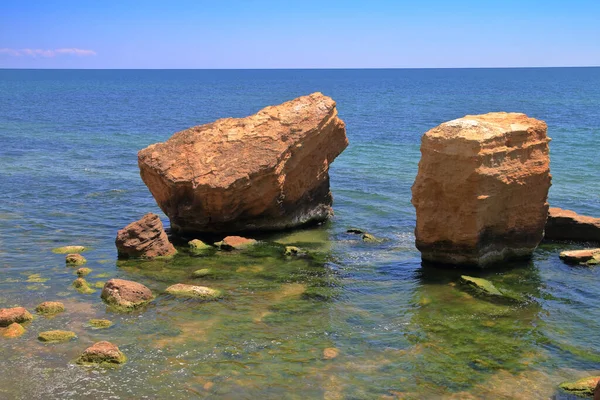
0 307 33 327
217 236 257 250
346 228 366 234
2 323 25 338
559 249 600 265
88 319 113 329
138 92 348 235
284 246 302 256
362 233 382 243
72 278 95 294
459 276 504 297
35 301 65 315
546 208 600 243
323 347 340 360
115 213 177 259
101 278 153 309
164 284 222 300
52 245 86 254
189 239 211 251
76 341 126 365
411 113 551 266
66 253 87 266
559 376 600 398
76 267 92 277
38 330 76 342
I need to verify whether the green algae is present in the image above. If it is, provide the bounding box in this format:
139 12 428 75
52 245 86 254
72 278 95 294
38 330 76 342
88 319 113 329
26 274 48 283
76 267 92 277
164 284 222 300
35 301 65 315
460 275 504 296
559 376 600 397
66 253 87 266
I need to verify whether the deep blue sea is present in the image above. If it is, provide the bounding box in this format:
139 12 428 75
0 68 599 399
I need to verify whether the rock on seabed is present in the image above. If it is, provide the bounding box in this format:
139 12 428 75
76 341 126 365
411 112 551 266
0 307 33 327
101 278 154 309
138 92 348 235
115 213 176 259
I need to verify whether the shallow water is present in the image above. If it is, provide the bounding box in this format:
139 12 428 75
1 68 599 399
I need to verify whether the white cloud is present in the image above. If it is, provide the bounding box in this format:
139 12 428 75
0 48 97 57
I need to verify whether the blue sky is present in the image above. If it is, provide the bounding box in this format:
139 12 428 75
1 0 599 68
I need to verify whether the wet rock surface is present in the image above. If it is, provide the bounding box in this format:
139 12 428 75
559 248 600 265
66 253 87 266
76 341 126 365
0 307 33 327
138 92 348 235
2 323 25 338
35 301 65 315
412 112 551 266
52 245 86 254
217 236 257 250
38 330 76 342
101 278 154 309
115 213 176 259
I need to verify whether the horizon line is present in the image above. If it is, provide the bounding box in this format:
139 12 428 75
1 65 599 71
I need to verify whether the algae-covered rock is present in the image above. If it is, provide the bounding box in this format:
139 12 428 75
66 253 87 266
76 267 92 277
189 239 212 251
217 236 257 250
560 249 600 265
88 319 113 329
165 284 222 300
35 301 65 315
101 279 153 310
2 322 25 338
72 278 95 294
191 268 232 280
53 245 86 254
559 376 600 398
76 341 126 365
38 330 76 342
362 233 382 243
284 246 302 256
460 275 504 296
587 253 600 266
0 307 33 327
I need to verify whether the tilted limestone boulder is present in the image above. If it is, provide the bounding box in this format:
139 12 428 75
115 213 176 259
545 207 600 242
138 92 348 235
411 112 551 266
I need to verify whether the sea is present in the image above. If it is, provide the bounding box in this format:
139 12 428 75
0 68 599 399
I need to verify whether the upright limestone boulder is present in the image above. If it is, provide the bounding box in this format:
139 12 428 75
115 213 176 259
138 92 348 234
411 112 551 266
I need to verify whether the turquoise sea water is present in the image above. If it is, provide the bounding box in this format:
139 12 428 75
0 68 599 399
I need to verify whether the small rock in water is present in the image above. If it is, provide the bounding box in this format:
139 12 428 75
2 323 25 338
346 228 365 234
189 239 211 250
459 275 504 297
52 245 86 254
192 268 212 278
101 278 153 309
284 246 302 256
76 341 126 365
323 348 340 359
0 307 33 327
165 284 222 300
217 236 257 250
35 301 65 315
88 319 113 329
76 267 92 277
72 278 95 294
362 233 381 243
115 213 177 259
38 330 76 342
66 253 87 266
559 376 600 398
559 249 600 265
